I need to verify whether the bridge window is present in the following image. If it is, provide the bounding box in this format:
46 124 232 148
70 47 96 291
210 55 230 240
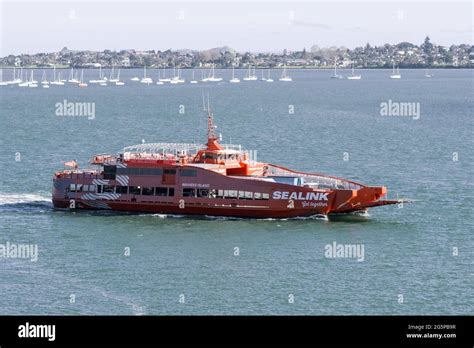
202 153 218 160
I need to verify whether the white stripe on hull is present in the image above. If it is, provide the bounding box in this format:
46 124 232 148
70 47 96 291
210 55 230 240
115 175 129 186
82 193 121 200
82 201 111 209
92 179 109 185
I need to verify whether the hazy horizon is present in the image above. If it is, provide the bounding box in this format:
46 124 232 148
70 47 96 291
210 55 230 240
0 1 472 56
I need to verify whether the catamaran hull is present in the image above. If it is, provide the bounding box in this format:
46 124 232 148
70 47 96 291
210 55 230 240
52 169 398 218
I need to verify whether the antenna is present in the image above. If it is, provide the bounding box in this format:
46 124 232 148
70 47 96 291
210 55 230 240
206 93 217 141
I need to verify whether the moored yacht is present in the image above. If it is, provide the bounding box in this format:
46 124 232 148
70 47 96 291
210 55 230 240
390 62 401 79
279 64 292 82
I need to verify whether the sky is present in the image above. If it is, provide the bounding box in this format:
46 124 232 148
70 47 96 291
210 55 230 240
0 0 472 56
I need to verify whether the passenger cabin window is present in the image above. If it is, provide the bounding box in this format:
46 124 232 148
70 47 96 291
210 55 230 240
128 186 140 195
116 186 128 194
183 188 196 197
197 189 209 198
141 187 154 195
116 168 163 176
155 187 168 196
164 169 176 175
102 185 114 193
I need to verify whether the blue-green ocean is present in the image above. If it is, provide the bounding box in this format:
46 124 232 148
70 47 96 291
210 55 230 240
0 68 472 315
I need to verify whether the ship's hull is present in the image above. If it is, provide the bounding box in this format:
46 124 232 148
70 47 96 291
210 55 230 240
52 162 397 218
52 198 333 218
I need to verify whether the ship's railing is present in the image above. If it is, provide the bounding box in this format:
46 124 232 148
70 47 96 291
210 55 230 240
219 143 243 152
56 170 101 179
122 142 244 157
265 164 363 190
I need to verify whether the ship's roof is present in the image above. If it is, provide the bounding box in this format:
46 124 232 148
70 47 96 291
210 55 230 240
123 143 205 154
122 142 243 154
186 163 222 169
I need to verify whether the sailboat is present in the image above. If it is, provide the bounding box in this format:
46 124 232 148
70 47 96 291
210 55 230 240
57 72 65 85
109 67 119 83
347 64 361 80
8 67 21 84
50 66 59 85
0 69 8 86
68 68 79 83
279 64 292 82
266 69 274 82
156 71 164 85
331 58 343 79
14 67 23 84
90 67 107 83
190 70 198 84
40 70 49 85
115 70 124 85
18 69 30 87
229 66 240 83
425 68 433 78
78 69 88 87
390 62 401 79
243 65 257 81
159 66 171 83
170 67 179 84
29 70 38 84
140 66 153 84
260 69 267 81
200 69 209 82
28 70 38 87
170 67 185 84
178 68 185 83
207 64 223 82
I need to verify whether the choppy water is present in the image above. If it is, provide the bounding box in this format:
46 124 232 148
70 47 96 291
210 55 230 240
0 68 472 315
